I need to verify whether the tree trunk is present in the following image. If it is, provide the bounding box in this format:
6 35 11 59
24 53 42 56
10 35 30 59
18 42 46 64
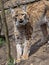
0 16 2 35
0 0 11 60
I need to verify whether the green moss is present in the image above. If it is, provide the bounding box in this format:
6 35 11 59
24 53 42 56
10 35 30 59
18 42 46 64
0 38 5 47
8 58 14 65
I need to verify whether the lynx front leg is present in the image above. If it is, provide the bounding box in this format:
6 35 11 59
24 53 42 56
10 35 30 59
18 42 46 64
22 40 30 60
16 44 22 63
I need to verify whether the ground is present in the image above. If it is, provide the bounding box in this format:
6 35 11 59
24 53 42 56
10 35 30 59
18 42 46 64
0 26 49 65
0 0 49 65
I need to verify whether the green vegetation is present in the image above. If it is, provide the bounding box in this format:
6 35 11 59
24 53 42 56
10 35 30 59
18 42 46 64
8 58 14 65
0 38 5 47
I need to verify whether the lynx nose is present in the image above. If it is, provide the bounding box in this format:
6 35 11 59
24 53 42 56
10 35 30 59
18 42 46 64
19 19 23 23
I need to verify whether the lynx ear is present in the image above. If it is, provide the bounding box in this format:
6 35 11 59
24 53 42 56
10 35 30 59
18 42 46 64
10 8 15 18
20 5 26 11
25 12 30 20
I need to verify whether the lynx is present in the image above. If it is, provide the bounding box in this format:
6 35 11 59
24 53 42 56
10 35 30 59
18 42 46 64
10 8 33 63
10 0 49 63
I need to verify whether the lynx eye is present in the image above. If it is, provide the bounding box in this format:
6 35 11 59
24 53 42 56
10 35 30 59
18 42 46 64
15 15 18 17
15 18 17 21
22 14 24 15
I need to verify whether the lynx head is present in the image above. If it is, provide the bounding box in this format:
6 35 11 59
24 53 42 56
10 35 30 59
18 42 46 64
11 8 29 27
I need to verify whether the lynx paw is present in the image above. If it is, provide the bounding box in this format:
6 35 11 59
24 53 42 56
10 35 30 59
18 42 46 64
16 59 21 63
22 55 29 60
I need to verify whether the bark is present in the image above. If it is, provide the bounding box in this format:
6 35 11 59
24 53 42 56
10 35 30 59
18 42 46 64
0 16 2 34
0 0 12 60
